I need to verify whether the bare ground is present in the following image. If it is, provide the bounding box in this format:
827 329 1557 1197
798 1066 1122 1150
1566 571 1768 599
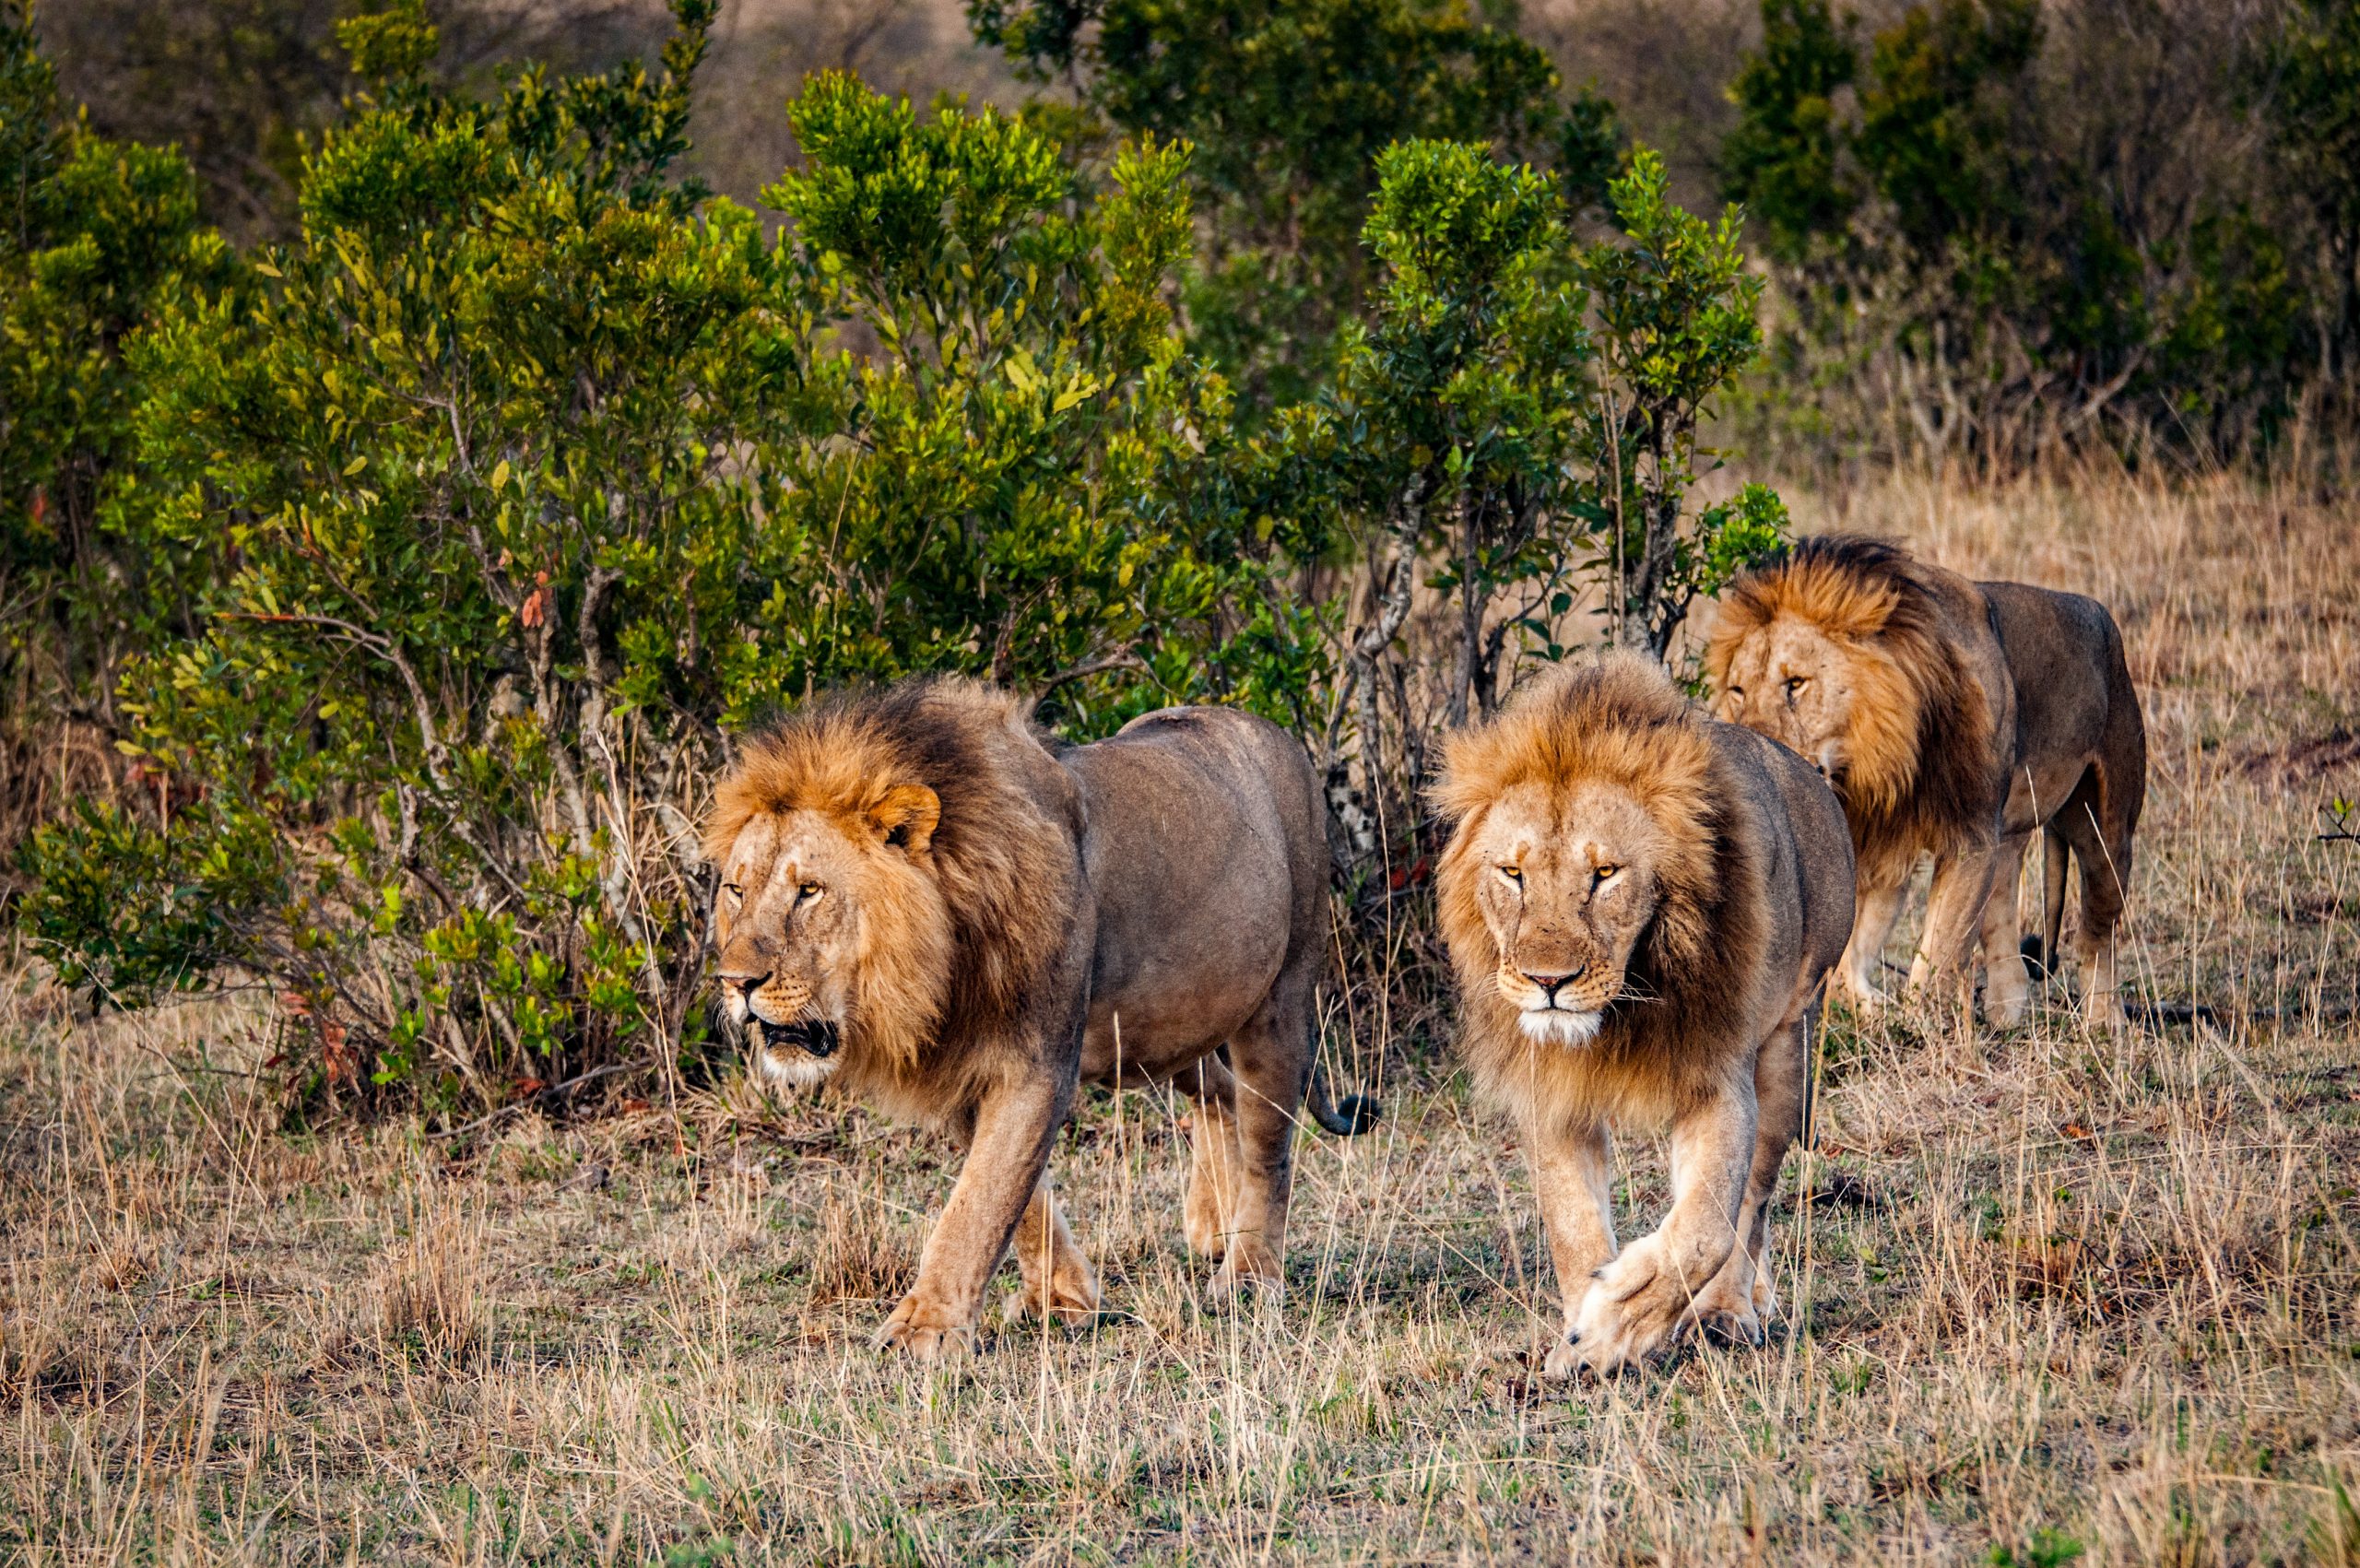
5 469 2357 1564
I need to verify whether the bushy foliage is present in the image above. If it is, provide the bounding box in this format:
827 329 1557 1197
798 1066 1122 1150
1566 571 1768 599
1307 141 1782 861
7 0 1801 1118
17 6 1318 1115
1 0 232 870
1723 0 2329 468
2261 0 2360 381
967 0 1608 415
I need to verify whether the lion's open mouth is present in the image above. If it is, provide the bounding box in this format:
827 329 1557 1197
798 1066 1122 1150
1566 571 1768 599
749 1017 841 1058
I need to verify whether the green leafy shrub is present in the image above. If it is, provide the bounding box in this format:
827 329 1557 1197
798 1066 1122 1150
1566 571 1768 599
1722 0 2324 468
1310 140 1783 862
967 0 1585 416
1 0 234 878
19 6 1317 1116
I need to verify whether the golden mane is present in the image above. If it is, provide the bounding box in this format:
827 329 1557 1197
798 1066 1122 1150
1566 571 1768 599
702 678 1080 1076
1433 654 1769 1120
1705 534 1998 874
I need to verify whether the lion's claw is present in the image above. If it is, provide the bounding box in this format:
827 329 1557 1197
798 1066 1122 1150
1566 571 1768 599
1566 1234 1695 1373
873 1294 975 1362
1695 1303 1765 1348
1006 1276 1103 1329
1206 1238 1286 1308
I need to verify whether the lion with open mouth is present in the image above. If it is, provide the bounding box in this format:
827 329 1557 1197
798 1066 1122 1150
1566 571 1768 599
703 678 1374 1361
1434 654 1854 1374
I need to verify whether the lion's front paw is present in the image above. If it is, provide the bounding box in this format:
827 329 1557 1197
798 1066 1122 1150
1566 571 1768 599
1205 1235 1285 1307
1567 1234 1697 1373
1543 1334 1584 1380
1840 973 1893 1015
1984 969 2031 1028
1184 1192 1228 1263
873 1293 976 1362
2082 991 2127 1033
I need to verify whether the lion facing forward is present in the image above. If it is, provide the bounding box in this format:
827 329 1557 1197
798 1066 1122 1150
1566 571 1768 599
702 679 1372 1360
1705 536 2146 1028
1434 654 1854 1373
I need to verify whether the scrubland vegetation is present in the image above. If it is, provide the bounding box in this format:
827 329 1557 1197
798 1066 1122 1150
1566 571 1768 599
6 467 2356 1562
3 0 2356 1561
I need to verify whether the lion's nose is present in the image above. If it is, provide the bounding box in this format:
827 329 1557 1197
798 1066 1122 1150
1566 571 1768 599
717 968 770 996
1522 966 1587 1001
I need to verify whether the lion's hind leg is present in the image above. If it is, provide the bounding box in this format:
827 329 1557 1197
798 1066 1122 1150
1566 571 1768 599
1177 1053 1246 1265
1007 1178 1103 1328
2057 769 2133 1030
1207 981 1319 1302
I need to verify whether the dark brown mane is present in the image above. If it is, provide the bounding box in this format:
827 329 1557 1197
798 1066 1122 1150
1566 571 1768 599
1711 534 2001 878
1434 654 1773 1117
705 678 1080 1060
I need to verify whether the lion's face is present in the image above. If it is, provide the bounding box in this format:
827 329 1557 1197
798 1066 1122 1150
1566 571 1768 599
1455 778 1674 1047
1710 615 1864 786
710 786 948 1088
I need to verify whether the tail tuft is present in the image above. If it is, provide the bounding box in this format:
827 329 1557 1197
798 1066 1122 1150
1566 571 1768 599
1314 1092 1379 1137
1305 1061 1379 1136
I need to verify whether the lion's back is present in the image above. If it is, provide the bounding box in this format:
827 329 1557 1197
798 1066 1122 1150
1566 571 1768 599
1065 707 1327 1059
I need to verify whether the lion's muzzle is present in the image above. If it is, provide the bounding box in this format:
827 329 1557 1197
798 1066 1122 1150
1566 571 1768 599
1498 960 1614 1047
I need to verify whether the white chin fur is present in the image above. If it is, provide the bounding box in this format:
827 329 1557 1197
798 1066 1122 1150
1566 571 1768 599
757 1047 839 1089
1519 1008 1602 1046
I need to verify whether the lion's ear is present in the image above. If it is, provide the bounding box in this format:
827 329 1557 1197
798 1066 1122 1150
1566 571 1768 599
868 784 940 855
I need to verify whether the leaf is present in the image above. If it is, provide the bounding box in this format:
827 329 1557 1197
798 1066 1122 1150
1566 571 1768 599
490 459 511 491
342 455 368 477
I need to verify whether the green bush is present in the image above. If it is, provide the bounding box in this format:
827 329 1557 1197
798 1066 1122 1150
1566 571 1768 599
967 0 1593 417
1308 140 1783 860
11 0 1791 1119
1722 0 2326 467
1 0 234 873
18 6 1318 1115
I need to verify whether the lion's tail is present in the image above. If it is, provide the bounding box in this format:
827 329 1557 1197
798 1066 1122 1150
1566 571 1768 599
1306 1061 1378 1137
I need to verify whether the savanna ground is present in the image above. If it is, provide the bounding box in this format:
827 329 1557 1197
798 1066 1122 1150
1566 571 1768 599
4 468 2357 1564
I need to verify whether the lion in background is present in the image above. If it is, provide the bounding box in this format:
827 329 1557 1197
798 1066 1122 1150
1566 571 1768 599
1706 535 2146 1029
1434 654 1854 1373
702 678 1373 1360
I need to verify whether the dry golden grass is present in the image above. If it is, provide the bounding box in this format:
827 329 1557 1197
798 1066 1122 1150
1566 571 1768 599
4 469 2357 1564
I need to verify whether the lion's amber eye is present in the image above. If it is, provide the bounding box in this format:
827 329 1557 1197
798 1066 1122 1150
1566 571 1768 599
1499 865 1522 882
797 882 823 901
721 882 743 902
1594 864 1619 882
1786 676 1808 693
